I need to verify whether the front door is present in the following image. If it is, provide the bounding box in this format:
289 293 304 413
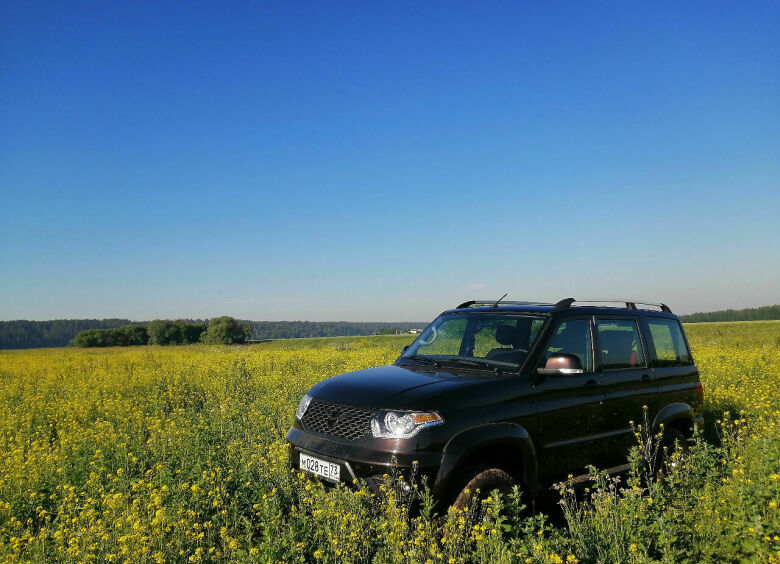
533 316 609 483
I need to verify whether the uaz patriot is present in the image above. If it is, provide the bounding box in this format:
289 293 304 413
286 298 703 510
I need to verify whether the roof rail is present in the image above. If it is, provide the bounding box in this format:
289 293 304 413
553 298 672 313
456 300 552 309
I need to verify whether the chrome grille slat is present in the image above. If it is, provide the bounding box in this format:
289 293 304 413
301 399 374 441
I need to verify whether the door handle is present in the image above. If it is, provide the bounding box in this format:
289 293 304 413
584 379 599 386
640 374 651 382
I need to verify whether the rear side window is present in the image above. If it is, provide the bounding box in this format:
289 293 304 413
596 319 646 369
646 318 692 366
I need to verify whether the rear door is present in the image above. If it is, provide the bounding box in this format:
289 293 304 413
533 316 610 482
596 316 656 468
643 316 700 418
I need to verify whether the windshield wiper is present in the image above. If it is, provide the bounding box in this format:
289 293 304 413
439 357 506 373
400 355 441 367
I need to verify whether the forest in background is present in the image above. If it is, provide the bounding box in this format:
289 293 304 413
679 304 780 323
0 319 426 349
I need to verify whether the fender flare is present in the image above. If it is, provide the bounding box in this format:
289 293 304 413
652 403 696 435
434 422 539 500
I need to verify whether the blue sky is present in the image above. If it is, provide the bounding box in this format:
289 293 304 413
1 1 778 321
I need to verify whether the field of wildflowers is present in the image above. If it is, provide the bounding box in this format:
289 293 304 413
0 322 777 563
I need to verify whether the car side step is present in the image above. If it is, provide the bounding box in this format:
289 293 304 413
554 463 633 489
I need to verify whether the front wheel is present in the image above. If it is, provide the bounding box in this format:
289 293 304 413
451 467 515 514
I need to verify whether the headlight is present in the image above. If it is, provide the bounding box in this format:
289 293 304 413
370 410 443 439
295 394 313 420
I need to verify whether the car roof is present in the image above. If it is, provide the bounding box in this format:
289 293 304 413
441 303 679 319
442 304 555 315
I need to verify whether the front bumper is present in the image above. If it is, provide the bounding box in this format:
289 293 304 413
286 427 441 487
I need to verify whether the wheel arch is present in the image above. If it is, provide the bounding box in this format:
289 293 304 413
434 422 539 504
652 402 696 437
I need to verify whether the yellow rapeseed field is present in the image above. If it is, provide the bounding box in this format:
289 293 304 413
0 323 778 563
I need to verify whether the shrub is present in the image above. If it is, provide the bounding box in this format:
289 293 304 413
71 326 149 347
201 316 251 345
176 321 207 344
70 328 117 347
115 325 149 346
147 319 182 345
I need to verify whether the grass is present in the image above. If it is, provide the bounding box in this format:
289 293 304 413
0 323 777 562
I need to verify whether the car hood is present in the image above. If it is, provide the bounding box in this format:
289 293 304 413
307 362 496 410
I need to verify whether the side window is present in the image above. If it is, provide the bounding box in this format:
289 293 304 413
647 318 692 366
596 319 646 370
528 318 546 346
544 319 593 372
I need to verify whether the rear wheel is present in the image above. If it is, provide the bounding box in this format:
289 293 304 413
661 427 690 455
656 426 690 480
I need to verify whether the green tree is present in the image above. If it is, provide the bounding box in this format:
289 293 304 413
70 330 97 347
147 320 182 345
116 325 149 346
176 321 207 344
201 316 251 345
70 329 117 347
71 326 148 347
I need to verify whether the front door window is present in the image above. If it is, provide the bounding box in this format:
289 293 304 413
544 319 593 372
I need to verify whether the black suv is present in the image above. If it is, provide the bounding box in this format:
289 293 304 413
286 298 703 510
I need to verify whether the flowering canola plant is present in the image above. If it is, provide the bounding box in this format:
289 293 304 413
0 324 777 563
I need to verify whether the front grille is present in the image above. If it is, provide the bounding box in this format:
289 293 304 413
301 399 374 441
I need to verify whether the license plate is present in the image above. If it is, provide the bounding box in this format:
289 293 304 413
299 452 341 482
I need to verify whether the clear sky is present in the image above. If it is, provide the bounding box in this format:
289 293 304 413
1 1 778 322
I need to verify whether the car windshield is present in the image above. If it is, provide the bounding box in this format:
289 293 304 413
400 313 547 370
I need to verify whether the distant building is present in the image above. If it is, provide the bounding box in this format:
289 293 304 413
407 329 422 334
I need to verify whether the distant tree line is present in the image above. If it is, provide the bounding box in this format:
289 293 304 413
243 321 425 340
680 304 780 323
0 319 426 350
68 317 252 347
0 319 142 349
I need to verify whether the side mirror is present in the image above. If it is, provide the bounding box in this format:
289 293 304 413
537 353 583 376
401 345 410 354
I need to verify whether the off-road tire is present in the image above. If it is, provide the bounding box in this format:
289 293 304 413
451 467 514 513
661 427 690 455
656 426 690 481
